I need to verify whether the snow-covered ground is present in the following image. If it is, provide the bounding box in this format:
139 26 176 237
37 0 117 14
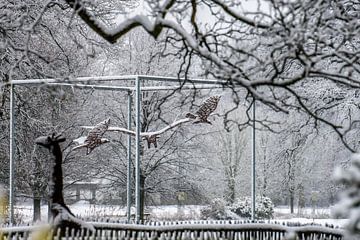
11 200 348 228
272 206 349 226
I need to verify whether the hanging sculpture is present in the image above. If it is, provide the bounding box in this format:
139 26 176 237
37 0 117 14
72 118 110 154
75 96 221 152
186 95 221 124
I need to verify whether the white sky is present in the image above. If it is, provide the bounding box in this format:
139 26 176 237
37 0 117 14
120 0 270 25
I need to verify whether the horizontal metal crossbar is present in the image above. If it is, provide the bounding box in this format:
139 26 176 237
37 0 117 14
138 75 229 85
15 82 227 92
48 83 132 91
9 75 232 87
9 75 137 85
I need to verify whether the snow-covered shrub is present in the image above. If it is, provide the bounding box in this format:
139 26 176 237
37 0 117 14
229 197 252 218
201 196 274 220
333 154 360 237
152 208 200 221
200 198 235 220
229 196 274 219
256 196 274 219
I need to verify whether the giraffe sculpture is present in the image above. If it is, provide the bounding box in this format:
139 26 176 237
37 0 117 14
35 133 94 234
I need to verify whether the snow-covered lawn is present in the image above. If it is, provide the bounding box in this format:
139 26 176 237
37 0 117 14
12 200 348 228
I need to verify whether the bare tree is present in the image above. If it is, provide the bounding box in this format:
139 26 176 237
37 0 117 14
0 0 141 222
11 86 99 222
217 128 247 204
3 0 360 221
95 89 213 219
59 0 360 151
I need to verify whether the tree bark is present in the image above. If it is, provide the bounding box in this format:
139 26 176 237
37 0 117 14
289 191 294 214
225 177 235 204
33 197 41 222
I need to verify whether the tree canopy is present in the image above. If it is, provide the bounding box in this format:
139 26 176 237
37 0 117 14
84 1 359 151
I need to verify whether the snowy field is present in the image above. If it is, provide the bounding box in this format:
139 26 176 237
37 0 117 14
11 200 348 228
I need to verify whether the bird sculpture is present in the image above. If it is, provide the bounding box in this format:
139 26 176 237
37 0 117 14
186 95 221 124
144 134 159 149
72 118 110 154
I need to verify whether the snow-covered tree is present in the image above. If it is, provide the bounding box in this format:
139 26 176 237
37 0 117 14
333 154 360 238
59 0 360 152
218 128 247 204
2 0 360 222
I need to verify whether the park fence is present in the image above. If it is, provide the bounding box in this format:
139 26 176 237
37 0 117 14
0 220 345 240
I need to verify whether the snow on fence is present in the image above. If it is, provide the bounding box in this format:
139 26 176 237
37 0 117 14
0 220 345 240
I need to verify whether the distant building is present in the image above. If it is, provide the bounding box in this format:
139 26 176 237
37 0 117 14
64 179 124 204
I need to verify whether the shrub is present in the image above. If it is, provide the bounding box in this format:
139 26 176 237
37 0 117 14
200 198 239 220
229 196 274 219
201 196 274 220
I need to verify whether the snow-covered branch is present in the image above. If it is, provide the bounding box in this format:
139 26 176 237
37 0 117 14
80 117 191 138
64 0 177 43
210 0 271 29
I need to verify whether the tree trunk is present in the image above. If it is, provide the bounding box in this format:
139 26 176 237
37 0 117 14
225 177 235 204
33 197 41 222
47 199 51 221
297 184 305 216
289 191 294 214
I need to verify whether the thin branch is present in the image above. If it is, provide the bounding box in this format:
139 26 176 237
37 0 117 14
210 0 271 29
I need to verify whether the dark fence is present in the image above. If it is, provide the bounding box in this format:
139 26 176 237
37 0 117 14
0 220 345 240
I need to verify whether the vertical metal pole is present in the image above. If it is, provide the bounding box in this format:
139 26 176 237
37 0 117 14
135 76 141 223
9 83 15 225
126 91 132 223
251 100 256 221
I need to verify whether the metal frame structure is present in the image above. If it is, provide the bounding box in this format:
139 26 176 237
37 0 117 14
7 75 256 224
251 101 256 221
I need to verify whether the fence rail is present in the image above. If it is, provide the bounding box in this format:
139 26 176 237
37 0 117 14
0 220 345 240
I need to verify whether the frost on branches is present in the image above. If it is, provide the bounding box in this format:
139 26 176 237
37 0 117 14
333 154 360 237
